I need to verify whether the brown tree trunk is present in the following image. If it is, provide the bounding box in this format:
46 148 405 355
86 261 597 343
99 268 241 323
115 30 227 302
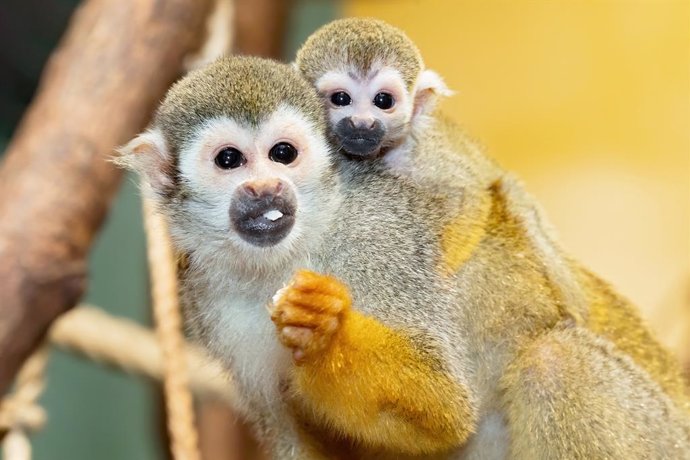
233 0 293 58
0 0 211 396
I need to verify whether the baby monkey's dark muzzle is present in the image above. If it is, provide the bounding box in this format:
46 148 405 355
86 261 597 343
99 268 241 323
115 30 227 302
334 118 385 159
230 181 296 247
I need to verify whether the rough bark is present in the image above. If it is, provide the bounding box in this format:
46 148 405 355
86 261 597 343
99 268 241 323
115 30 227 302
0 0 211 395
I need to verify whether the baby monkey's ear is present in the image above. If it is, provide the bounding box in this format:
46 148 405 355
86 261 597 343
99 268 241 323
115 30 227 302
412 69 453 121
115 128 175 196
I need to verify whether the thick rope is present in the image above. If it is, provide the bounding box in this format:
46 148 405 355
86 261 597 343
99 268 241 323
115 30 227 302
49 305 236 405
0 346 49 460
142 196 200 460
137 4 236 455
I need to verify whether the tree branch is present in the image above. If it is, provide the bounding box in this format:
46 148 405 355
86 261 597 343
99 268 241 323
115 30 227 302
0 0 212 395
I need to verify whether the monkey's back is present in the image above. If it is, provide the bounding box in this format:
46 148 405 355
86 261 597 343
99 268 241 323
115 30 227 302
313 159 469 352
400 113 690 413
579 267 690 409
462 117 689 408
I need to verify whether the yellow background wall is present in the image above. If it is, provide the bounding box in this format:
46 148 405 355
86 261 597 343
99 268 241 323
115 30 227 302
345 0 689 354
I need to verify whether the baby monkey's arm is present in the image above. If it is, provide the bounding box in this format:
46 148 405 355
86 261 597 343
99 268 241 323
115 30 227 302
271 270 475 455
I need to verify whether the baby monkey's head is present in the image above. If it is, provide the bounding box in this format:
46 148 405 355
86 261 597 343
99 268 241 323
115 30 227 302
119 57 335 268
296 18 451 160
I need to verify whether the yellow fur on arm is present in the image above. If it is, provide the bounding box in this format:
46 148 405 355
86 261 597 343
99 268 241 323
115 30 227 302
291 309 474 455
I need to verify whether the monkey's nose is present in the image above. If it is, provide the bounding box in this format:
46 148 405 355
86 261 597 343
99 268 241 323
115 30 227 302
242 180 284 198
349 116 376 130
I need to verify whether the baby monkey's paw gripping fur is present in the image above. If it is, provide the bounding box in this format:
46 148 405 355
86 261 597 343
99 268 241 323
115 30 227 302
271 270 351 363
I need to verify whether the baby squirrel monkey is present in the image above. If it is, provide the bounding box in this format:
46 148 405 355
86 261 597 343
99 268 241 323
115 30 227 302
295 17 451 163
294 17 690 458
119 54 690 458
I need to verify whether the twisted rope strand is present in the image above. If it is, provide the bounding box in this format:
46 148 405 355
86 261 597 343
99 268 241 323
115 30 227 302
0 346 49 460
143 196 200 460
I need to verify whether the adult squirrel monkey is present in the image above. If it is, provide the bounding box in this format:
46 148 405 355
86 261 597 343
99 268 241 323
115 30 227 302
119 53 690 459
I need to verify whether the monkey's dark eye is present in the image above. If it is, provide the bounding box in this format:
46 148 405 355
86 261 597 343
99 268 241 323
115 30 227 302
269 142 298 165
330 91 352 107
373 92 394 110
214 147 245 169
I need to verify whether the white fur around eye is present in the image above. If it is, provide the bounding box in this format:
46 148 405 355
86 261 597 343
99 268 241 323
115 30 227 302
316 65 408 105
315 70 356 96
368 67 408 104
315 65 414 131
255 104 332 186
176 106 332 201
178 117 255 198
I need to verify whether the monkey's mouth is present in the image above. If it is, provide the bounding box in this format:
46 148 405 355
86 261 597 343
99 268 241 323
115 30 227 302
340 136 383 159
230 195 296 247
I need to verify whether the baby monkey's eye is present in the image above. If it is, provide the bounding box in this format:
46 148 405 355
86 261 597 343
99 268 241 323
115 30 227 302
214 147 246 170
330 91 352 107
373 92 394 110
269 142 298 165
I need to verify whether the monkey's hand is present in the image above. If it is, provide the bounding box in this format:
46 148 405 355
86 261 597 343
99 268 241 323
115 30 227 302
270 269 349 364
270 270 474 456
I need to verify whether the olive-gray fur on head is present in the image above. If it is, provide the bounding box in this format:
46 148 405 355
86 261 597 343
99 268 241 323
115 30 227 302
155 56 327 155
295 18 423 90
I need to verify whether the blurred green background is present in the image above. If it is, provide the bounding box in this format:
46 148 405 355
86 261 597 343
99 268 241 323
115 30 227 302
0 1 339 458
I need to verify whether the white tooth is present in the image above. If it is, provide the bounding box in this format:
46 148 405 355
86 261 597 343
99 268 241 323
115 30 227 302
263 209 283 221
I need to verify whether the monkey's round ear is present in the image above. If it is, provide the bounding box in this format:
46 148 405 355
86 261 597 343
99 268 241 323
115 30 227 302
114 128 175 195
411 69 453 121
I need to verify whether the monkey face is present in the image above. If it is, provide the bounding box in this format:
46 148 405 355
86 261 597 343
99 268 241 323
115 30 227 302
171 105 333 254
118 57 340 272
122 104 335 267
316 65 413 159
